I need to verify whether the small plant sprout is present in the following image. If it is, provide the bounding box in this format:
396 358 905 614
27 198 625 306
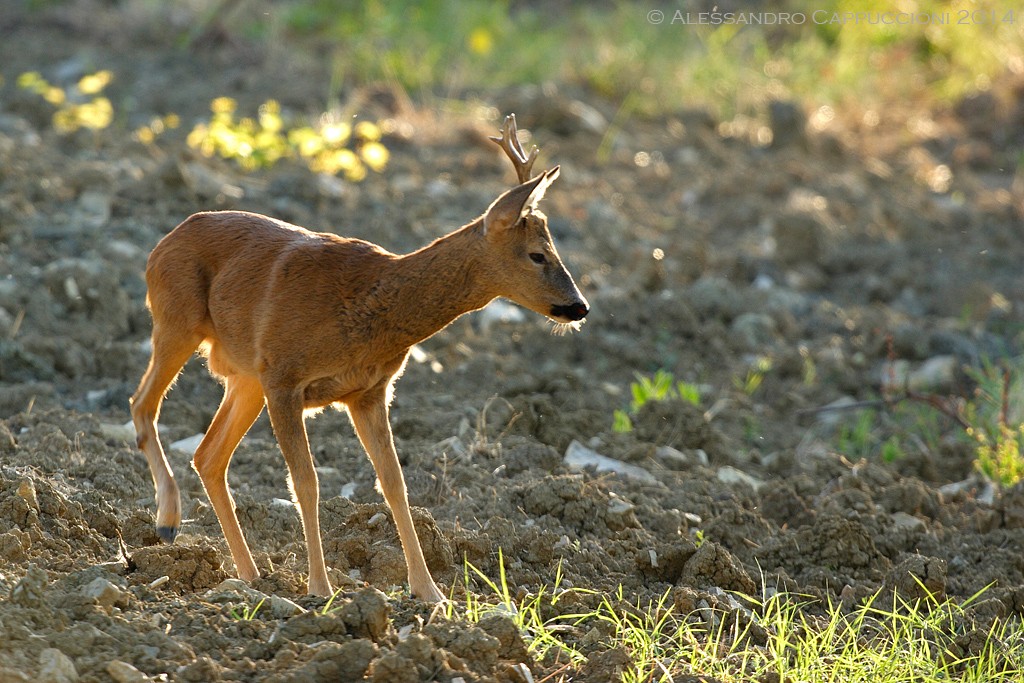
612 409 633 433
320 586 346 615
967 359 1024 487
973 422 1024 487
613 370 702 433
734 355 773 395
880 435 906 463
837 409 876 460
228 597 265 621
799 344 817 386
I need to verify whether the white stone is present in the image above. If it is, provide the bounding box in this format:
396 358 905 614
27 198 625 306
100 421 136 442
607 497 634 515
178 161 243 200
908 355 958 393
169 433 205 455
890 512 925 532
106 660 149 683
82 577 126 608
716 466 764 491
38 648 78 683
267 594 304 619
563 440 657 484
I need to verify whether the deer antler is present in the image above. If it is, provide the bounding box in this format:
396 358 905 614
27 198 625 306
490 113 538 183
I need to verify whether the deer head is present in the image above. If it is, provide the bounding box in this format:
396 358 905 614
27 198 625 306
482 116 588 329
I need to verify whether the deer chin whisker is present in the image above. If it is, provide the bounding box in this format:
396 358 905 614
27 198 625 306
551 319 584 336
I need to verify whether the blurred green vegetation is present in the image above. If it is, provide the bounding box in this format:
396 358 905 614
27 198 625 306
276 0 1022 116
829 357 1024 488
12 0 1019 139
967 359 1024 486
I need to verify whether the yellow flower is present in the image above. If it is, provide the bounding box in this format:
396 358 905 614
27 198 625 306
354 120 381 142
359 141 389 172
344 162 367 182
211 97 237 115
78 70 113 95
53 108 80 134
43 86 66 105
289 127 323 157
17 71 45 91
186 124 209 150
259 100 283 133
78 97 114 130
321 122 351 145
311 148 360 176
468 27 494 56
333 148 359 171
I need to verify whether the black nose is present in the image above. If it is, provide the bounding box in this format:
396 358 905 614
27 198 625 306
551 302 589 321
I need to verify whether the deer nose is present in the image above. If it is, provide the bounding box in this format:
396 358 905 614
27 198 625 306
551 301 589 321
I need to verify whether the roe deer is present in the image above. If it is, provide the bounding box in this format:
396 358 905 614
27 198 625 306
130 114 589 601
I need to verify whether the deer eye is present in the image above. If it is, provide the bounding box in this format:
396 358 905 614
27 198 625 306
529 252 547 265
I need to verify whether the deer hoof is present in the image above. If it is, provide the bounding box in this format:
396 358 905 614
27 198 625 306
156 525 179 543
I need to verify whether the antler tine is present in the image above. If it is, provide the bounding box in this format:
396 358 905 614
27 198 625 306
489 113 538 184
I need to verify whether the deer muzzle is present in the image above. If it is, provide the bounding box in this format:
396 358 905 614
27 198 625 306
551 300 590 322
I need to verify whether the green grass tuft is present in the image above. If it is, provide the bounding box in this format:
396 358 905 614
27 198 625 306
455 555 1024 682
613 369 702 433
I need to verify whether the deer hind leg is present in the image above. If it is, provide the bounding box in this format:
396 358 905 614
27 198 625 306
131 326 203 542
348 392 446 603
192 374 266 583
265 387 332 597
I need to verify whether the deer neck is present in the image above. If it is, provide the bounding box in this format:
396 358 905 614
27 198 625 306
382 220 496 349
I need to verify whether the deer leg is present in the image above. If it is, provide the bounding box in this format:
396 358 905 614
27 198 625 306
348 391 446 603
265 387 332 597
130 327 202 542
192 375 266 583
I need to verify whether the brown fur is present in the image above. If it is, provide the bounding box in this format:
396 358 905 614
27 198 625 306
130 156 588 601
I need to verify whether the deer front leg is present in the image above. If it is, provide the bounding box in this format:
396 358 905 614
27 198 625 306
348 390 446 603
265 387 333 597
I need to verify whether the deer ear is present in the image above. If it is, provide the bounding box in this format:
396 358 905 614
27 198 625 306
482 166 559 234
